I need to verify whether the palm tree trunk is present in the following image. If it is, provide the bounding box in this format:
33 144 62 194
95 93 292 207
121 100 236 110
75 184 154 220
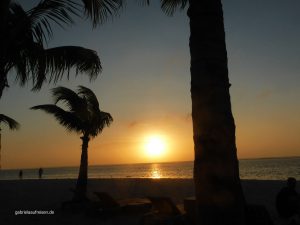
0 128 2 169
0 0 10 99
188 0 246 224
75 135 90 201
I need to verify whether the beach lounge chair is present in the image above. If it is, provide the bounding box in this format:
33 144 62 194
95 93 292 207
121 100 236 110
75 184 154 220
90 192 152 218
140 196 186 225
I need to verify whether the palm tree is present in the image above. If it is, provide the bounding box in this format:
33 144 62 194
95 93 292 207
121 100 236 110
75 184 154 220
141 1 246 224
31 86 113 200
0 114 20 169
0 0 122 98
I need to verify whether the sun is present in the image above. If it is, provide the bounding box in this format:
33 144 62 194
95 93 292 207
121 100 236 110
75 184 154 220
144 135 166 157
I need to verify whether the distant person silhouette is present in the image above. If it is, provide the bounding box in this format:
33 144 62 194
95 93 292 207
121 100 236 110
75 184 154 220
19 170 23 179
38 168 43 179
276 177 300 218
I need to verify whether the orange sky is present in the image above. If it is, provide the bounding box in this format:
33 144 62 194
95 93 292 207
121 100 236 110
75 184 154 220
2 106 300 169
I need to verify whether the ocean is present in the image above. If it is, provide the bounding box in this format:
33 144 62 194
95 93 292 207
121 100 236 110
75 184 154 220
0 157 299 180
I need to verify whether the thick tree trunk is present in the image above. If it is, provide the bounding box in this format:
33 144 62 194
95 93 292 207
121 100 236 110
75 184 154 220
188 0 246 224
0 0 10 99
0 128 2 169
74 135 90 201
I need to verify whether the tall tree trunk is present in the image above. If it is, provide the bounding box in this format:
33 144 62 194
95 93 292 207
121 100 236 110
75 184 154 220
0 0 10 99
0 128 2 169
188 0 246 224
75 135 90 201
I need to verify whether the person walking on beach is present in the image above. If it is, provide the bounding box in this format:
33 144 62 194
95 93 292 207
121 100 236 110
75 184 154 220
19 170 23 179
276 177 300 219
38 168 43 179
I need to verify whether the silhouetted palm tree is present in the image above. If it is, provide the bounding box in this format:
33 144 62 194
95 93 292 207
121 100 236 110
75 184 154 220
0 0 122 98
140 1 245 224
31 86 113 200
0 114 20 169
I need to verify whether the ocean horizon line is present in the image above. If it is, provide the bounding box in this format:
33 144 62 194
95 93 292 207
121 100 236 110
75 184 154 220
1 157 299 180
2 155 300 171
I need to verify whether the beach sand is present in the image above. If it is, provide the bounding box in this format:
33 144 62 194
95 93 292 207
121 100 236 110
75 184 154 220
0 179 297 225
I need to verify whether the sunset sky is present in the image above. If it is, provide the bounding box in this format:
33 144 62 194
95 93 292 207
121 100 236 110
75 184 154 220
0 0 300 169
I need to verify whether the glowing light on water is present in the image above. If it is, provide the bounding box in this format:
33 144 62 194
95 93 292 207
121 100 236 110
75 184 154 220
150 164 162 179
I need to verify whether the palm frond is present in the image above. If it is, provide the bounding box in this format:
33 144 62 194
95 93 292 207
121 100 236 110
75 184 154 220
27 0 80 43
77 85 99 109
89 111 113 137
135 0 150 6
135 0 187 15
12 41 45 87
12 52 29 86
32 46 101 90
30 104 83 133
31 86 112 138
51 86 87 112
99 111 113 127
161 0 188 15
81 0 123 27
0 114 20 130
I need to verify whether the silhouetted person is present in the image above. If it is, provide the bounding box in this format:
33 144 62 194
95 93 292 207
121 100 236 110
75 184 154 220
38 168 43 179
19 170 23 179
276 177 299 218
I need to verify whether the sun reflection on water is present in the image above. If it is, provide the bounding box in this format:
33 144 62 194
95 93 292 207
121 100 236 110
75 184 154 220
150 164 162 179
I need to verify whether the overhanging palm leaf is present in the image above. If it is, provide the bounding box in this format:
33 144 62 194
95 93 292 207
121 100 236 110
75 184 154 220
27 0 80 43
25 0 123 43
0 114 20 130
0 0 122 98
161 0 188 15
82 0 123 26
138 0 187 15
32 46 102 90
26 0 123 42
6 43 101 92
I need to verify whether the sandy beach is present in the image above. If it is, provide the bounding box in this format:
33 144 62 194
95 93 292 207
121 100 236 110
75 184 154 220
0 179 297 225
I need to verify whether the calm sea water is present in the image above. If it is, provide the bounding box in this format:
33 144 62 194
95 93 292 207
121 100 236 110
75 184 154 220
0 157 299 180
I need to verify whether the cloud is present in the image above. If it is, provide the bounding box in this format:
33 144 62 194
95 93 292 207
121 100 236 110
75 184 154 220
127 113 192 129
127 121 149 128
256 89 273 100
128 121 138 128
164 113 192 123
